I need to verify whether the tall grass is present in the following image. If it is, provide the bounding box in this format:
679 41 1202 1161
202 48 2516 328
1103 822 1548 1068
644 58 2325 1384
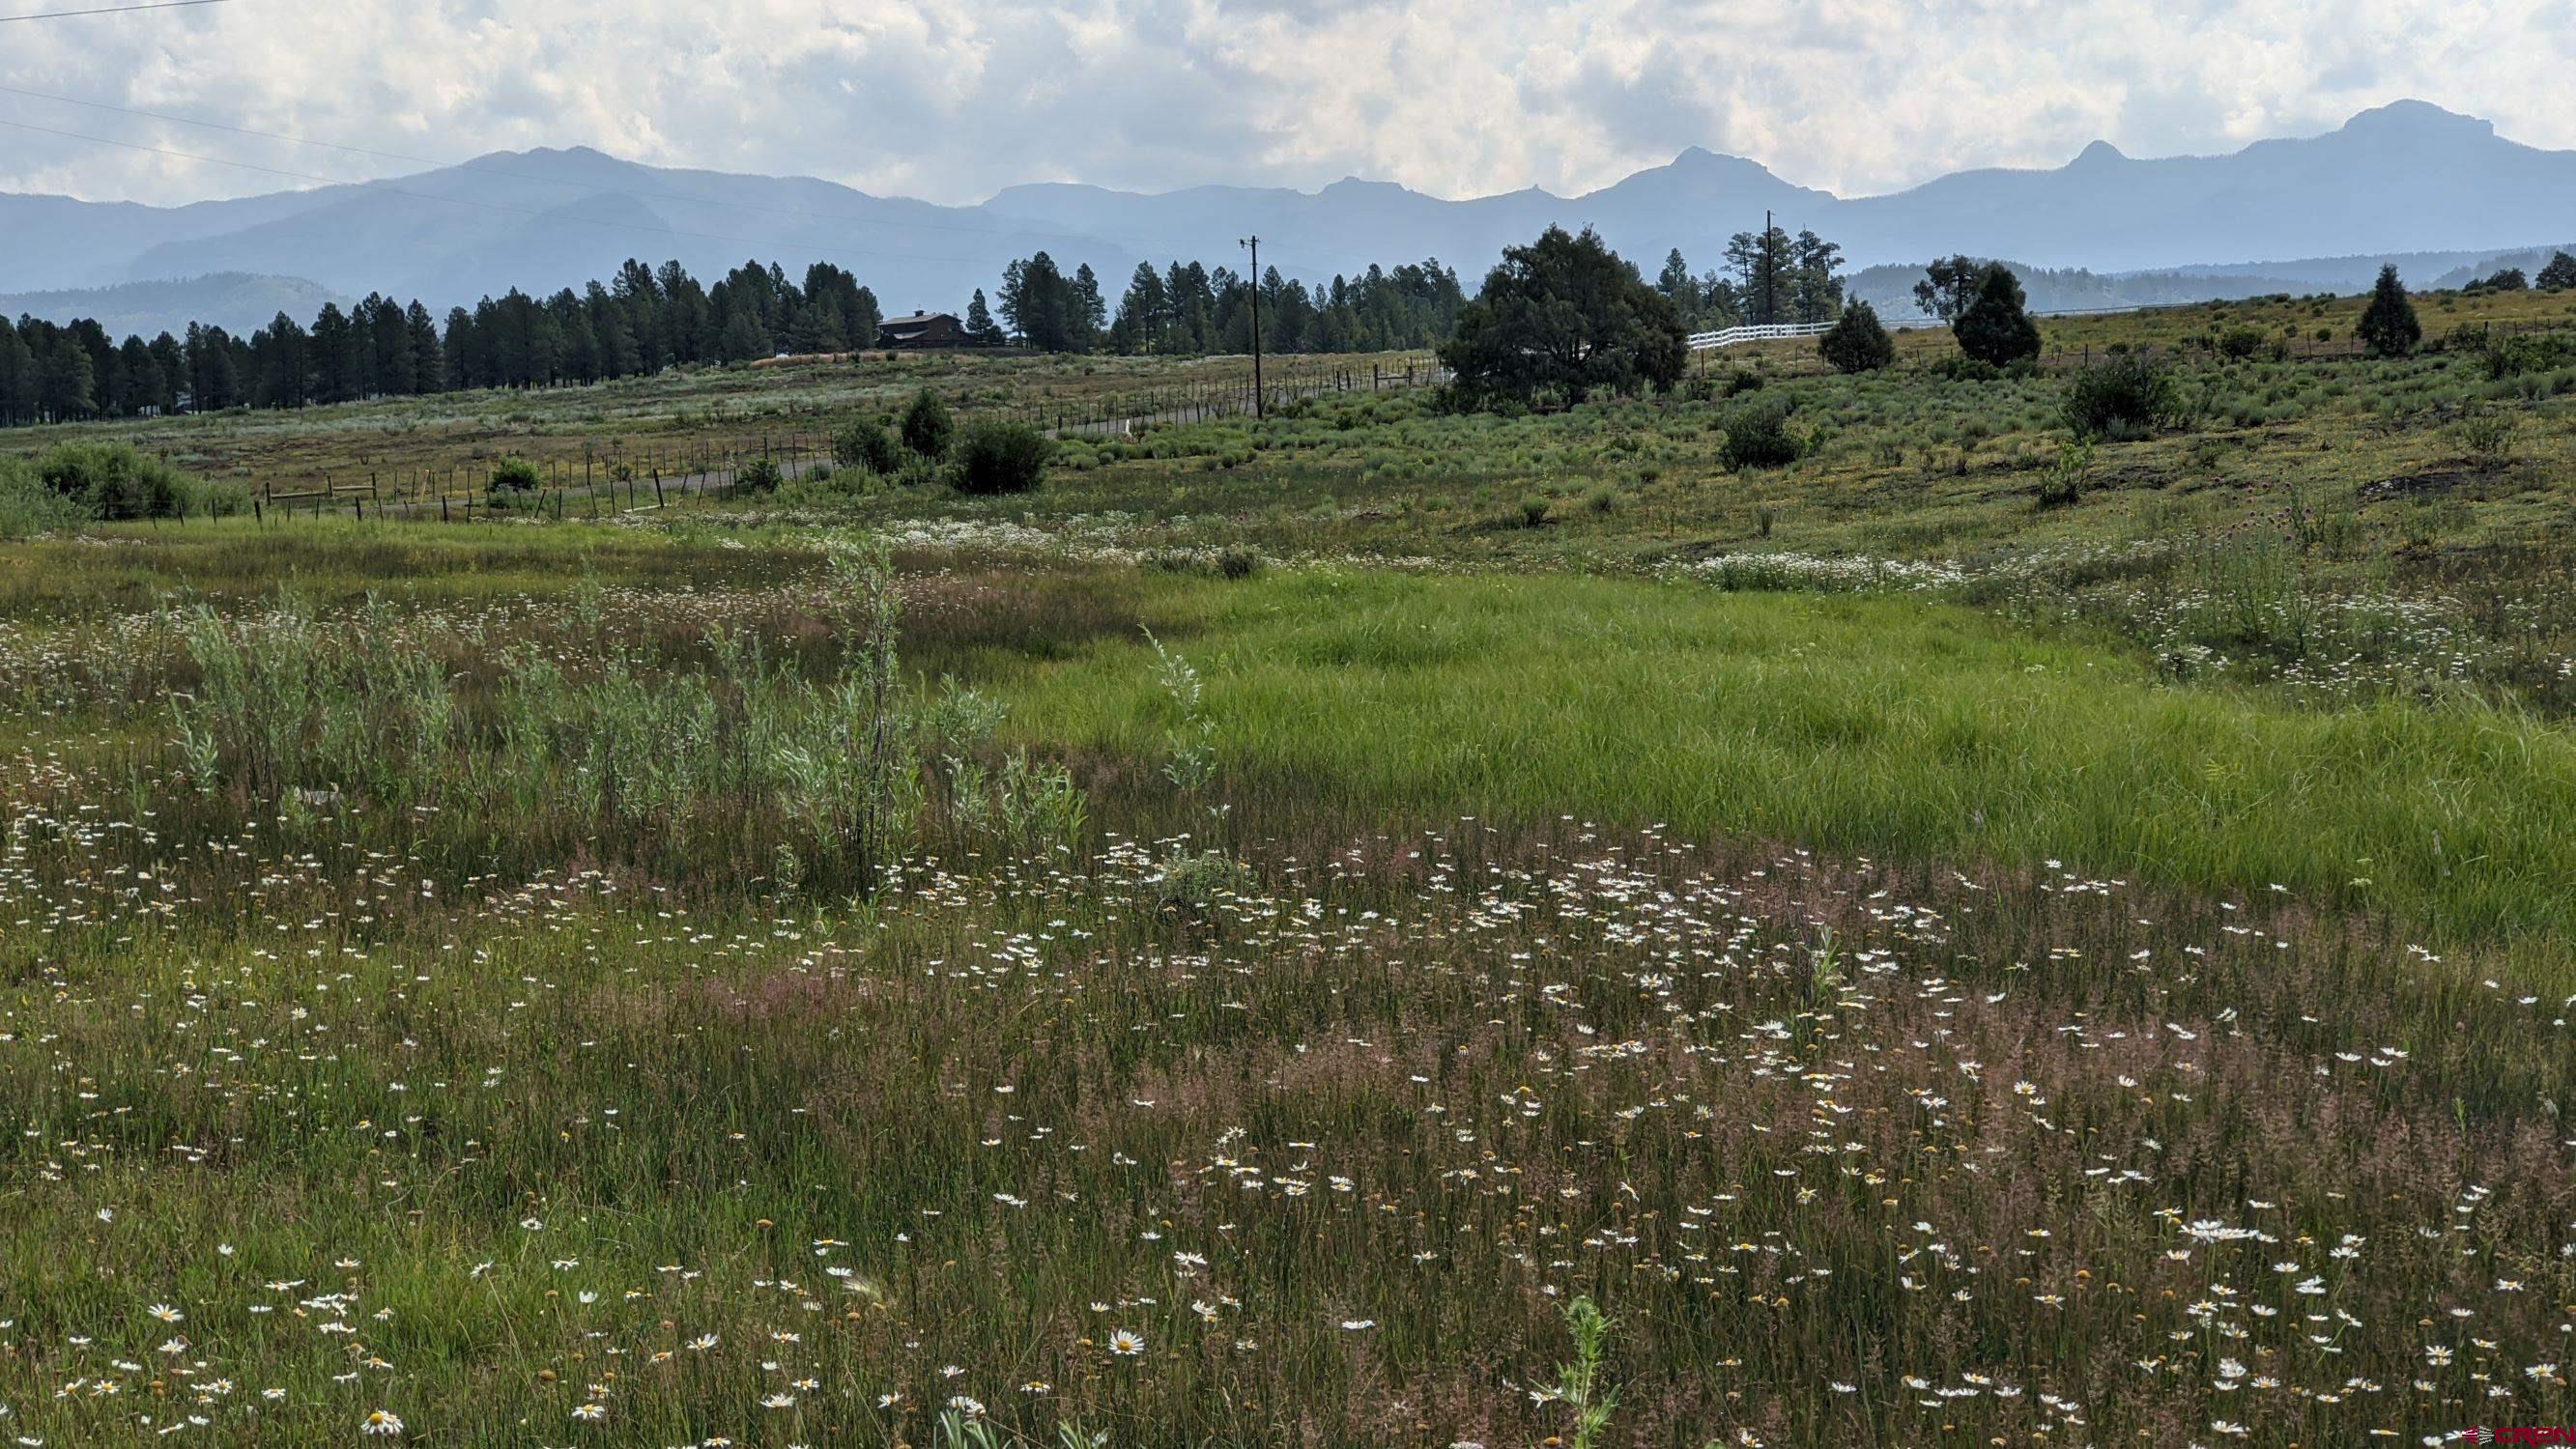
990 566 2576 952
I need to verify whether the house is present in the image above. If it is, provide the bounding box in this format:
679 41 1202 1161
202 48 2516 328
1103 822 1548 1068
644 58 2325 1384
878 311 969 348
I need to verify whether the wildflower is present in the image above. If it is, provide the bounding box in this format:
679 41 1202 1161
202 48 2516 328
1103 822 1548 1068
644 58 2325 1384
570 1402 607 1421
146 1304 184 1323
1108 1328 1145 1355
360 1409 404 1436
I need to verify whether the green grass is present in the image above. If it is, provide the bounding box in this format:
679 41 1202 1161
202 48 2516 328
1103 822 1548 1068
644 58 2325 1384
984 566 2576 951
2 295 2574 1444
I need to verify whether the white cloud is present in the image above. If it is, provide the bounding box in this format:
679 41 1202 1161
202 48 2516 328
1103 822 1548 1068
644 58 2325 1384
0 0 2569 206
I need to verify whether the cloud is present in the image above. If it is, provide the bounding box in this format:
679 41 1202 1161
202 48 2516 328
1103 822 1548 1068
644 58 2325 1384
0 0 2569 207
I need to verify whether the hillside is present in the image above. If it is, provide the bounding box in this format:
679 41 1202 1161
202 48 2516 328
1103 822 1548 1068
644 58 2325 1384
0 272 345 339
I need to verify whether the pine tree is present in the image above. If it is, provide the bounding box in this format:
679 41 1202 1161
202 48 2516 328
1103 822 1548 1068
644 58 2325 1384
964 290 1003 347
1818 300 1895 373
2356 265 2420 358
2538 251 2576 292
1953 264 2041 367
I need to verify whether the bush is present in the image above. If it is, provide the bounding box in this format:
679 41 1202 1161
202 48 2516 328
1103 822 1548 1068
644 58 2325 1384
1718 401 1804 470
32 441 210 521
1818 301 1896 373
950 419 1051 496
2215 326 2265 360
488 457 542 494
2061 351 2181 440
2035 440 2095 509
900 388 956 458
730 457 786 495
2450 408 2517 468
834 418 900 474
2478 331 2576 379
0 459 87 537
1518 495 1551 527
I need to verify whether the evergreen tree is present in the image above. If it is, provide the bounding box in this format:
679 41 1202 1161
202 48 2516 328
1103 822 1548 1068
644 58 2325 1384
1656 248 1699 329
2538 250 2576 292
1725 226 1794 324
41 331 97 420
1818 300 1895 373
1439 225 1685 405
2357 265 2420 357
1953 264 2042 366
964 289 1003 347
1109 265 1167 354
1912 256 1989 322
0 319 36 426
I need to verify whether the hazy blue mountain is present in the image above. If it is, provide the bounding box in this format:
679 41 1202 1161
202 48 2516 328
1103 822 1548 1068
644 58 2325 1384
6 100 2574 324
0 272 346 339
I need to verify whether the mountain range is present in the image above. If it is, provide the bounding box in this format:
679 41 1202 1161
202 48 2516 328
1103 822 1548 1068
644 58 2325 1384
5 99 2574 338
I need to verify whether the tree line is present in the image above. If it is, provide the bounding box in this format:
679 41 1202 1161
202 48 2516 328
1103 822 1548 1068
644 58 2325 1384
0 258 884 424
982 251 1468 355
1652 226 1848 330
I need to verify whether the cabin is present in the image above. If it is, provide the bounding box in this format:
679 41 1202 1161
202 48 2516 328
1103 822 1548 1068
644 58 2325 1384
878 311 968 348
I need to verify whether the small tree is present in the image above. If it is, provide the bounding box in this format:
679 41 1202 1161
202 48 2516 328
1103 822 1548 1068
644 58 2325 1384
1818 301 1895 373
950 419 1051 496
1953 265 2041 367
2538 251 2576 292
1912 255 1988 322
964 289 1006 346
2357 265 2420 357
835 418 900 474
900 387 955 458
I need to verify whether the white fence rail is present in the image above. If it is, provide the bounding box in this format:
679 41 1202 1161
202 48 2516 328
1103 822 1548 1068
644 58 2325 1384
1686 322 1833 351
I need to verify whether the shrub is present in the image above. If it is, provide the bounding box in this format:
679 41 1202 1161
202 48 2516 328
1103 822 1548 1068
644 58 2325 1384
1719 400 1804 470
1721 368 1764 398
950 419 1051 496
33 441 209 521
2478 331 2576 379
834 418 900 474
1818 301 1896 373
1518 495 1551 527
2215 326 2265 360
2450 408 2517 468
2062 351 2181 440
900 388 956 458
488 457 542 495
0 459 87 536
2035 440 2095 509
731 457 786 494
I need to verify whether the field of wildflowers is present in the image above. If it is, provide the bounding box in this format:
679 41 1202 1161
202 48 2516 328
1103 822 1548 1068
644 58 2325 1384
1 287 2573 1444
0 522 2561 1449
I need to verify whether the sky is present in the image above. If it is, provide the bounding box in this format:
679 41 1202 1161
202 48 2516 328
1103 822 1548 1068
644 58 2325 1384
1 0 2572 208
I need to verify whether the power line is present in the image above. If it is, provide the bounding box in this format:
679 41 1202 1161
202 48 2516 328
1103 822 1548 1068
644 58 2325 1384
0 81 1034 242
1 0 223 20
0 115 1039 270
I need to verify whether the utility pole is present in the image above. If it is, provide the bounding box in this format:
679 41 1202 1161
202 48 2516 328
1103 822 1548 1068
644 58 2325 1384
1241 234 1265 419
1763 208 1775 327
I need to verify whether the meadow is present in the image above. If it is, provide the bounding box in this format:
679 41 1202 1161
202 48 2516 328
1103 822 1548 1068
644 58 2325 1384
0 285 2569 1447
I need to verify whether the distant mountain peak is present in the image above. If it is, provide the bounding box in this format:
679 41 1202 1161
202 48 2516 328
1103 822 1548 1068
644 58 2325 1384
2336 99 2495 141
2072 139 2126 166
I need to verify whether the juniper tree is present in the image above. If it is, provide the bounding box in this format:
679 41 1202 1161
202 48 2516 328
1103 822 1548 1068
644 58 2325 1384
2357 265 2420 358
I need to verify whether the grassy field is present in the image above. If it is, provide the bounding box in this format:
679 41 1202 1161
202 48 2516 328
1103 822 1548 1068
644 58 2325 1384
0 288 2570 1446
